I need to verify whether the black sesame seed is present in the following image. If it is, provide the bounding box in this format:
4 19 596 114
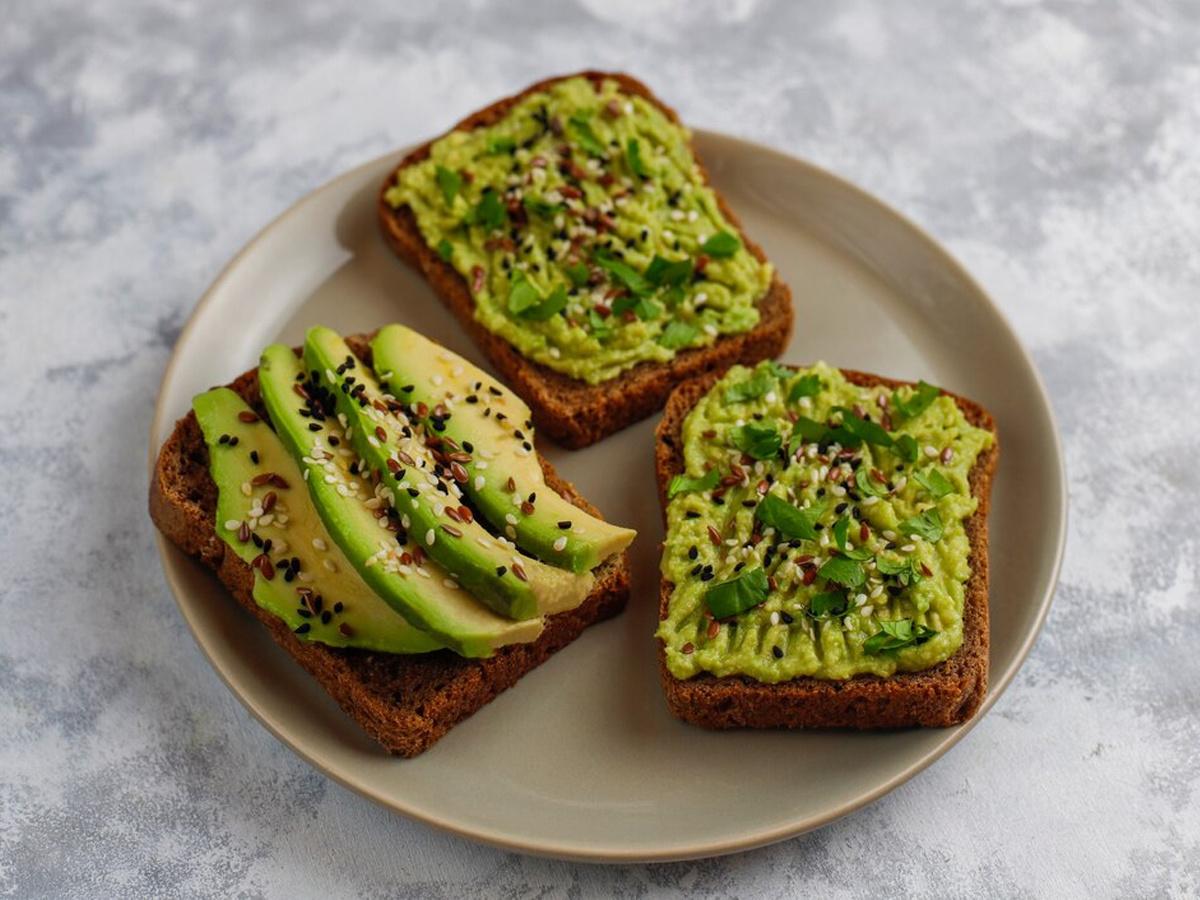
321 611 332 625
772 646 783 659
685 511 700 519
700 571 715 582
781 612 794 624
557 520 572 530
294 623 311 634
496 566 507 577
250 450 260 464
333 601 344 613
307 423 321 431
687 546 698 560
690 564 702 576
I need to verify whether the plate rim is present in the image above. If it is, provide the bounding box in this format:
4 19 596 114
147 130 1067 863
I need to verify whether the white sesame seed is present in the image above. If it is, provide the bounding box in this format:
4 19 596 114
506 525 516 539
862 496 879 506
442 578 458 590
843 616 854 629
924 444 938 458
861 605 874 617
323 559 338 572
474 475 486 491
770 611 780 625
223 519 241 531
687 209 698 222
553 536 568 552
883 529 897 540
425 529 436 546
241 482 252 497
670 209 684 221
506 513 518 525
901 544 916 553
831 485 847 496
855 593 868 606
703 324 718 337
325 368 336 384
312 537 327 551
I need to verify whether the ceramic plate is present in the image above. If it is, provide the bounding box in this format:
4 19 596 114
148 132 1065 862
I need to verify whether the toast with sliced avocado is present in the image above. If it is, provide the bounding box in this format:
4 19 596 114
379 70 793 448
653 361 997 729
150 328 634 756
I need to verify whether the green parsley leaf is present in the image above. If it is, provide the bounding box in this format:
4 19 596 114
466 188 506 231
790 416 828 445
893 433 919 464
506 274 541 316
522 195 563 219
787 374 822 404
568 112 605 156
891 381 941 421
833 407 893 447
435 165 462 206
705 567 769 619
520 285 568 321
730 423 781 460
565 263 590 287
876 554 923 586
808 590 847 618
644 255 694 288
899 508 944 542
831 515 872 560
657 321 699 350
723 366 777 403
486 136 517 155
612 292 663 320
667 468 719 499
702 231 740 258
587 308 613 341
626 138 651 178
913 468 954 499
818 556 866 588
755 495 824 542
863 618 937 654
435 239 453 262
595 250 652 296
854 466 889 498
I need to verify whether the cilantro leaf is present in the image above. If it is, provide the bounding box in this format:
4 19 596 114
521 285 568 321
436 239 453 262
893 433 919 464
523 195 563 219
755 495 824 542
568 113 605 156
486 136 517 154
876 554 923 586
667 468 720 499
855 466 889 498
788 416 828 453
435 165 462 206
831 515 872 560
899 508 944 542
730 423 781 460
466 188 506 231
611 292 663 320
808 590 847 618
913 468 954 499
565 263 590 287
787 374 822 404
595 250 651 296
644 255 693 288
833 407 893 447
657 321 698 350
891 381 941 421
702 231 740 258
723 366 777 403
506 274 541 316
705 567 769 619
587 309 613 341
863 618 937 654
819 556 866 588
626 138 651 178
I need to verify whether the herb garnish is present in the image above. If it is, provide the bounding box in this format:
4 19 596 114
875 554 924 586
730 423 781 460
466 188 506 231
891 381 940 421
913 468 954 499
863 618 937 654
486 136 517 155
626 138 651 178
594 250 651 296
435 165 461 206
893 433 919 464
705 566 769 618
436 239 453 262
854 466 889 498
787 374 822 404
644 255 693 288
899 508 944 542
809 590 847 618
818 556 866 588
723 366 777 403
568 112 605 156
657 321 698 350
831 516 872 559
755 495 824 542
507 274 567 321
702 231 740 258
667 468 720 499
522 195 563 219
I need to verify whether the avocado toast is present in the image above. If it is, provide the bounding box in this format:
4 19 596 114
150 326 634 756
654 363 998 729
379 71 793 448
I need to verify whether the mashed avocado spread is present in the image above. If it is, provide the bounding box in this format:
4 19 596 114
384 76 772 384
657 362 994 682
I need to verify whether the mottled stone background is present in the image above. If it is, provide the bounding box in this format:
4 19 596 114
2 1 1197 897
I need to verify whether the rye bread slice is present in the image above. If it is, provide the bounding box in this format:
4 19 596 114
149 335 631 757
653 367 999 729
378 70 793 449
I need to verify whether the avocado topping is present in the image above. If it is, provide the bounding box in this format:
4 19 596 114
656 362 994 683
194 387 443 653
384 76 773 384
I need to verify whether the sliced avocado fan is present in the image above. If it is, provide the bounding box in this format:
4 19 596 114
257 343 543 657
302 326 594 620
193 387 443 653
371 324 637 573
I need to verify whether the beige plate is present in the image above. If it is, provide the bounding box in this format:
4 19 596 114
149 132 1065 862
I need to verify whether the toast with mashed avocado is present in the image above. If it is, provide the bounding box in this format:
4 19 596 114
653 362 998 729
149 327 634 756
379 71 793 448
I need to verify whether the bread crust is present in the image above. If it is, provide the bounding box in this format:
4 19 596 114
652 367 998 729
149 335 630 757
378 70 793 448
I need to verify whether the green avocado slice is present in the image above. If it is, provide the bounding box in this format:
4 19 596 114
257 344 543 657
193 387 443 653
371 324 637 572
301 326 593 620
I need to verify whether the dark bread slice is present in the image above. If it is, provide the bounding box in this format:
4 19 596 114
149 335 630 757
378 70 793 449
653 367 999 729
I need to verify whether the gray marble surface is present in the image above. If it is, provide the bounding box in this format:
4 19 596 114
3 1 1198 896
